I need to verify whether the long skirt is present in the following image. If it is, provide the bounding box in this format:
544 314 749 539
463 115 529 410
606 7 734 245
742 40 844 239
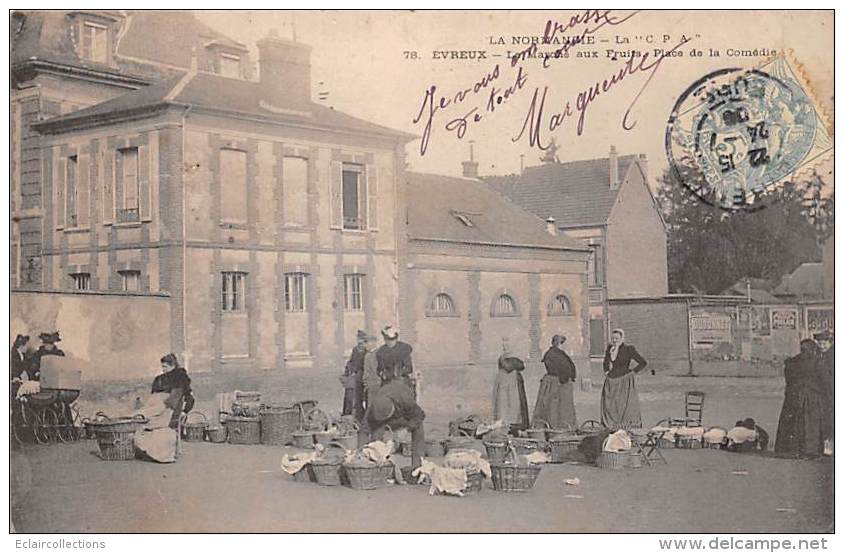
533 375 577 429
342 377 364 420
134 428 177 463
492 370 530 429
600 372 642 430
775 388 829 456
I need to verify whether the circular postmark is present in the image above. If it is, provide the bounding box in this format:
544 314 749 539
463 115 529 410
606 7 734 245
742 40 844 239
666 67 817 211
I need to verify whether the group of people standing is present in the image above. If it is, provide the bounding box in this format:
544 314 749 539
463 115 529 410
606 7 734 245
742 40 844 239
10 331 66 399
492 328 648 434
774 331 834 458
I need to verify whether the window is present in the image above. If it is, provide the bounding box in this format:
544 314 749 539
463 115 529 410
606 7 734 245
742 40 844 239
284 273 307 312
221 149 248 223
71 272 91 291
80 21 108 63
219 54 242 78
116 147 140 223
342 165 366 230
222 271 247 312
491 293 518 317
66 156 78 227
587 244 603 286
549 294 572 316
431 293 455 315
283 157 308 225
119 270 141 292
343 274 364 311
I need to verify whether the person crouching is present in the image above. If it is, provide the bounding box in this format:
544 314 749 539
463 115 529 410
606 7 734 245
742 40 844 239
358 377 426 470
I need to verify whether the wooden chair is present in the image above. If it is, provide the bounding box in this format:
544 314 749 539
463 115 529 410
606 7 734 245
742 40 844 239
684 391 705 427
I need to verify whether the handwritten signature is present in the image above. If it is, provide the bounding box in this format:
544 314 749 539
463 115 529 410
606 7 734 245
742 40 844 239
411 10 688 156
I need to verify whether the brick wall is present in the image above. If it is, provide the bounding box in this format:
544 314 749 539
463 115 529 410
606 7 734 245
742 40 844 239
608 300 690 374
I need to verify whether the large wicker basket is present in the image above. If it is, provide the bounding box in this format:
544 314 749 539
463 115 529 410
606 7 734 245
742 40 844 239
596 450 628 469
260 406 300 446
484 440 508 463
490 462 542 492
343 463 394 490
225 416 261 445
311 443 346 486
182 411 209 442
90 415 147 461
549 435 582 463
206 425 227 443
509 437 541 455
292 430 316 448
292 465 315 483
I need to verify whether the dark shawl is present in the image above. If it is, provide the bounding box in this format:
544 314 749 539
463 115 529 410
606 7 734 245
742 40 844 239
603 344 647 378
376 341 414 382
497 355 530 430
11 348 28 380
542 347 576 383
151 367 194 415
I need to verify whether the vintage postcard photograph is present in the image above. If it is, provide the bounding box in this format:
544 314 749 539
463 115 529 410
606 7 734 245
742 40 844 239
7 8 835 535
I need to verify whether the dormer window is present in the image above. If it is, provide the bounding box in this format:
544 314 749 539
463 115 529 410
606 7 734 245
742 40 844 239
80 20 109 63
219 53 242 78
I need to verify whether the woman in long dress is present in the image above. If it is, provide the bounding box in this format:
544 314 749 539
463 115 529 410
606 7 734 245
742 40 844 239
533 335 577 429
492 339 530 435
600 329 647 430
775 339 830 457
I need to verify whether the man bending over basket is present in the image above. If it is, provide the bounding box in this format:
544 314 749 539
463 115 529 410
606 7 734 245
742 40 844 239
359 378 426 471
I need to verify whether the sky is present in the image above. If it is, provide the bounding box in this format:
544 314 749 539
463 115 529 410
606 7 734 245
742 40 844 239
197 10 833 185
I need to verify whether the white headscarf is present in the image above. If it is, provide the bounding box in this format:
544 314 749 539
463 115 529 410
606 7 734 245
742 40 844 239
609 329 625 362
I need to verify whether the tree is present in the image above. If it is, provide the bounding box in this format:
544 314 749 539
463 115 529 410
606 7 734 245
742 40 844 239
656 163 834 294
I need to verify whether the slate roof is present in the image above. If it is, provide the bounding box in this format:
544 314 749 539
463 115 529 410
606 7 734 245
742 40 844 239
772 263 824 299
406 172 586 251
35 71 414 140
483 155 639 228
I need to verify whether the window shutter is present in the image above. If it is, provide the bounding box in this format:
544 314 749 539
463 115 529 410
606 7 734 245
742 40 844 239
78 153 90 226
102 150 114 224
366 164 378 231
139 144 151 221
114 150 124 215
56 157 66 229
330 160 343 229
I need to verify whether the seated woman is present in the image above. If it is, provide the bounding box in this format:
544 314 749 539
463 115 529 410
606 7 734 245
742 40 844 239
134 354 194 463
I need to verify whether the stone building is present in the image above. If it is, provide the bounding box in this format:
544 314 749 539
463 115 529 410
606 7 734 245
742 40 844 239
484 147 668 357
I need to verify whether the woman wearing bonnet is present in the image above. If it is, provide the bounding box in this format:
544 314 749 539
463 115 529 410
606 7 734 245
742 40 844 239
600 329 647 430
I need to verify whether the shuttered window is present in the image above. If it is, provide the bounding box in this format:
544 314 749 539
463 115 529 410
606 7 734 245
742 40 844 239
344 274 363 311
222 272 247 312
284 273 308 312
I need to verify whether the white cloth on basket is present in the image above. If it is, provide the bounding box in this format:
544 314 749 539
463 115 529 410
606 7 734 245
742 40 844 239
16 380 40 398
703 427 727 444
280 452 318 475
726 426 757 444
603 430 632 452
413 460 470 496
443 449 492 477
675 426 705 437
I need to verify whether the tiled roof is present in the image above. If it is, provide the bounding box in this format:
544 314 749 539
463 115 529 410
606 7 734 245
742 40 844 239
772 263 824 299
485 156 639 228
406 172 585 250
35 71 414 140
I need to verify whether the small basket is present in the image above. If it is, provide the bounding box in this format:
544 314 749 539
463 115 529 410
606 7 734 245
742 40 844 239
484 441 509 463
425 438 446 457
676 435 703 449
464 469 484 495
225 416 261 445
332 433 358 451
311 443 346 486
292 430 316 449
510 437 541 455
596 450 628 469
525 420 550 441
489 447 542 492
314 430 339 447
627 451 644 469
259 405 300 446
206 425 228 443
549 435 582 463
343 463 394 490
182 411 209 442
545 422 576 441
292 465 315 483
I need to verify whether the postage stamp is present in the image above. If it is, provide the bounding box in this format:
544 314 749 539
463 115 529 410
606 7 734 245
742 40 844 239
665 54 832 211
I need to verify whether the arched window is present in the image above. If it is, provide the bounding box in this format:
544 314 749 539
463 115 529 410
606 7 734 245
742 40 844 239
548 294 573 316
431 293 455 314
491 292 520 317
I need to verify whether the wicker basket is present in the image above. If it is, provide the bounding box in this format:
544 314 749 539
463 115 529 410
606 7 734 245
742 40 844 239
225 416 261 445
343 463 394 490
676 435 703 449
464 469 484 495
596 450 628 469
490 455 542 492
546 422 576 441
90 415 146 461
444 436 477 453
292 465 315 483
510 437 541 455
425 439 446 457
549 436 582 463
260 406 300 446
484 441 508 463
627 452 644 468
332 433 358 450
292 430 316 448
525 420 550 441
206 425 227 443
182 411 209 442
312 444 346 486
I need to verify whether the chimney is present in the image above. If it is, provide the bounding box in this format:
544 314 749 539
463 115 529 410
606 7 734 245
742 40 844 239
462 142 479 179
545 216 558 236
609 145 619 189
257 30 312 110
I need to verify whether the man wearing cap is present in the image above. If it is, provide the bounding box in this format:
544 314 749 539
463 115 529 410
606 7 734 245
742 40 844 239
341 330 368 420
358 377 426 470
376 325 414 385
29 331 65 381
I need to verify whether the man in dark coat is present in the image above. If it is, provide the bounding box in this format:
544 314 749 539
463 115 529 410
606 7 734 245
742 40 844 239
28 332 65 381
342 330 367 420
376 325 414 385
358 378 426 470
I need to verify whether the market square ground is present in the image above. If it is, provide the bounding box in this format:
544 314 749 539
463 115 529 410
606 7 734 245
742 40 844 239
11 373 834 533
